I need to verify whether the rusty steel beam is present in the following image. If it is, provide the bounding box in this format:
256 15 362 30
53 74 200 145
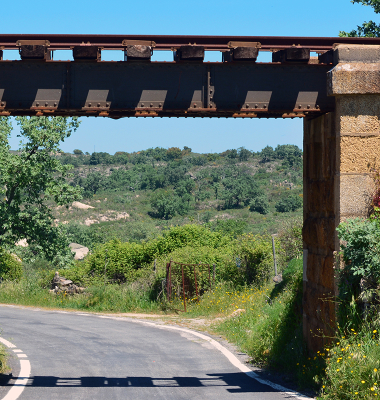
0 60 334 118
1 34 380 52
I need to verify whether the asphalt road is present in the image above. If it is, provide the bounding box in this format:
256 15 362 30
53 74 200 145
0 305 305 400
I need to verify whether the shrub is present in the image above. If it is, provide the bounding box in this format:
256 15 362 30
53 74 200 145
336 218 380 329
77 225 230 284
236 233 274 285
277 218 303 265
0 248 23 281
249 195 270 215
275 194 302 213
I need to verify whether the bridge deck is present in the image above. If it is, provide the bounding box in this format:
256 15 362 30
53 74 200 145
0 61 334 118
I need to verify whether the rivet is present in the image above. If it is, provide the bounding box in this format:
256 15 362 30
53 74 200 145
141 103 144 107
0 102 4 107
150 103 153 107
298 105 302 109
193 104 197 108
54 102 57 107
263 105 267 109
159 103 162 107
246 104 249 108
36 102 39 107
97 103 100 107
106 103 110 107
307 105 310 109
88 103 92 107
45 102 48 107
255 104 258 108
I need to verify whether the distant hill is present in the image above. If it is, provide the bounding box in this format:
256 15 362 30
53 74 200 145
53 145 303 247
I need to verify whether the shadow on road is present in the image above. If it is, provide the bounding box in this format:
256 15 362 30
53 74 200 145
6 372 279 394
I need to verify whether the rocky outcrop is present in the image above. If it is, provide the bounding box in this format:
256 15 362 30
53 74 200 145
49 272 85 295
69 243 89 260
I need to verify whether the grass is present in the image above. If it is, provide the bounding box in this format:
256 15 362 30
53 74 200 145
7 256 377 397
184 258 318 388
0 344 8 374
0 272 162 314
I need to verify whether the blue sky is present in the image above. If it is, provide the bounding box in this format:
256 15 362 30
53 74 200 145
2 0 377 154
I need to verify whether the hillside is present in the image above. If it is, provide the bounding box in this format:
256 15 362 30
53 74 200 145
54 145 303 248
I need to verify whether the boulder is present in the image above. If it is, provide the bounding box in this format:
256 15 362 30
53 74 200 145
69 243 89 260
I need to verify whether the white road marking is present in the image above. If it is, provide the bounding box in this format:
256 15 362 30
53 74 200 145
16 354 27 359
0 304 311 399
0 338 15 349
136 320 311 399
12 350 22 353
0 337 31 400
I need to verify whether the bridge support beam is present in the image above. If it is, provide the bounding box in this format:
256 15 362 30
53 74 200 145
303 45 380 352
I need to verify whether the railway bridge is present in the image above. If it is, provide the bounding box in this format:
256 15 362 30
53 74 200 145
1 34 380 351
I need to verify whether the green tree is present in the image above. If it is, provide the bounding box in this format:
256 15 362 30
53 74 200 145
238 147 251 162
275 194 303 213
0 116 82 263
73 149 83 155
150 190 178 219
340 0 380 37
249 195 270 215
221 174 262 208
260 145 274 163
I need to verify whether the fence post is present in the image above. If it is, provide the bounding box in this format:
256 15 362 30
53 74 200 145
154 259 156 275
194 265 199 302
272 235 278 276
181 265 187 312
165 263 170 301
208 265 211 290
104 249 108 286
169 259 172 301
213 264 216 287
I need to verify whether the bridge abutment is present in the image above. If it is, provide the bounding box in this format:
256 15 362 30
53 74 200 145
303 45 380 352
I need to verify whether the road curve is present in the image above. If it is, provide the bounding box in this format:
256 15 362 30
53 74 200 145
0 305 307 400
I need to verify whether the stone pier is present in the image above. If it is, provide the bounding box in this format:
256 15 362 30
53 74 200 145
303 45 380 352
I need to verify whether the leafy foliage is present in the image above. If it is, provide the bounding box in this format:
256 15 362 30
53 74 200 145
0 116 82 264
249 195 270 215
340 0 380 37
0 248 23 281
275 193 303 213
277 218 303 264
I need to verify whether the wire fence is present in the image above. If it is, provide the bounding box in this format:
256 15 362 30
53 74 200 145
165 260 216 312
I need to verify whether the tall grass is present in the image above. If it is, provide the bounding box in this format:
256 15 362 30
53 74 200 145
0 277 161 314
0 344 8 374
185 259 317 388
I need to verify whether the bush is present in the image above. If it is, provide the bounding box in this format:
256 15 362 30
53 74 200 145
277 218 303 265
249 195 270 215
275 194 302 213
336 218 380 329
236 233 274 285
0 248 23 281
77 225 230 284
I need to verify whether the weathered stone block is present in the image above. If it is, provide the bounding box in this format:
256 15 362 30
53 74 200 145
337 173 374 217
333 44 380 64
336 95 380 135
339 136 380 173
328 63 380 95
